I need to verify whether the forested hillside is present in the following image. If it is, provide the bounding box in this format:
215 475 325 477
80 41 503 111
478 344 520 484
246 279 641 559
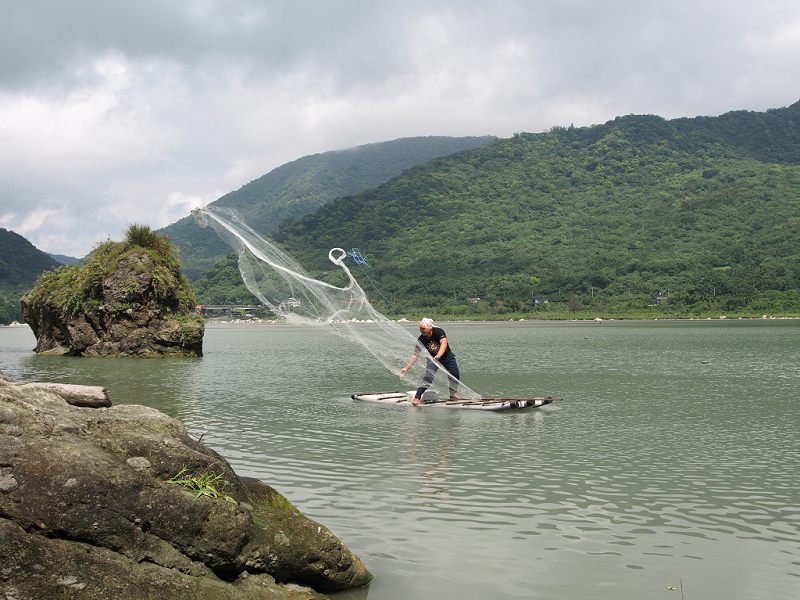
161 135 495 279
47 253 81 265
0 228 61 324
195 101 800 319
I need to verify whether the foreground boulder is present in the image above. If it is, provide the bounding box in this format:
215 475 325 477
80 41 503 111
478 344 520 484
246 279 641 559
0 370 372 599
20 225 204 357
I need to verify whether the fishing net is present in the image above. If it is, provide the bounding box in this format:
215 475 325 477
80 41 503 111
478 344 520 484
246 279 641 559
192 206 481 400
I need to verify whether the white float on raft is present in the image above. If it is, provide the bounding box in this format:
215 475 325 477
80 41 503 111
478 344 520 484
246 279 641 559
350 391 561 412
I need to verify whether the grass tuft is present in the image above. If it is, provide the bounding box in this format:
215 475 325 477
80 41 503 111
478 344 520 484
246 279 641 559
166 467 238 504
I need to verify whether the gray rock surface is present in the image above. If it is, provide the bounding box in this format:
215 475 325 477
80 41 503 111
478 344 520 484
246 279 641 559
0 370 372 599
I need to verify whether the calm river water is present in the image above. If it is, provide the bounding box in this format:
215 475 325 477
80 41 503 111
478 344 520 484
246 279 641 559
2 320 799 600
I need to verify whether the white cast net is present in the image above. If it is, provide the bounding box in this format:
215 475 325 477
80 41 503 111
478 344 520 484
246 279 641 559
192 206 481 400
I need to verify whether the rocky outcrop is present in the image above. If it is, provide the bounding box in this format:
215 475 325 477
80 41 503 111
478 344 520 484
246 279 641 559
0 370 372 599
21 251 204 357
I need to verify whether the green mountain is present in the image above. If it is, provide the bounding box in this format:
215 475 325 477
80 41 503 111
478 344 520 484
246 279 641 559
48 253 82 265
0 228 61 324
195 100 800 319
161 135 495 280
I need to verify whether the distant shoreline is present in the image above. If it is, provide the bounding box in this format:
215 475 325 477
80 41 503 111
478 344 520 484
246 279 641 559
201 315 800 326
6 316 798 330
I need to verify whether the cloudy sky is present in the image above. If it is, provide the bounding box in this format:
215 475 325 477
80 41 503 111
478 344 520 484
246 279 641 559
2 1 799 258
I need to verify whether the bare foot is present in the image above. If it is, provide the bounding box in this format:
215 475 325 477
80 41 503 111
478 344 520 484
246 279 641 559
412 398 420 405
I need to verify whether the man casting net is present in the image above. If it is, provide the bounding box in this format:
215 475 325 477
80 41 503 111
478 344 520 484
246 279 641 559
192 206 481 401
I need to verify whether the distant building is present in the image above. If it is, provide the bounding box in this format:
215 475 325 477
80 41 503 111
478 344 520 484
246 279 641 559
535 297 549 305
279 297 302 310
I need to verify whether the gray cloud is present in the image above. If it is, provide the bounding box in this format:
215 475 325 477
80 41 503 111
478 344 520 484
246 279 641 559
1 0 798 257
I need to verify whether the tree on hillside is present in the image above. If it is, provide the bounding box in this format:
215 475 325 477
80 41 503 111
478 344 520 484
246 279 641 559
568 295 581 314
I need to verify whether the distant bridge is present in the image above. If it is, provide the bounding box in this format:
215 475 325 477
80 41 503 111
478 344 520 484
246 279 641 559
195 305 263 315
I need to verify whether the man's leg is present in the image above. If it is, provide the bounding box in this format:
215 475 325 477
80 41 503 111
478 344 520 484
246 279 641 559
413 361 438 404
441 356 460 398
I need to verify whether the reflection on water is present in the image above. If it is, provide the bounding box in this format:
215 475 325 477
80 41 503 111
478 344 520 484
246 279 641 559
2 320 800 599
401 423 455 504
